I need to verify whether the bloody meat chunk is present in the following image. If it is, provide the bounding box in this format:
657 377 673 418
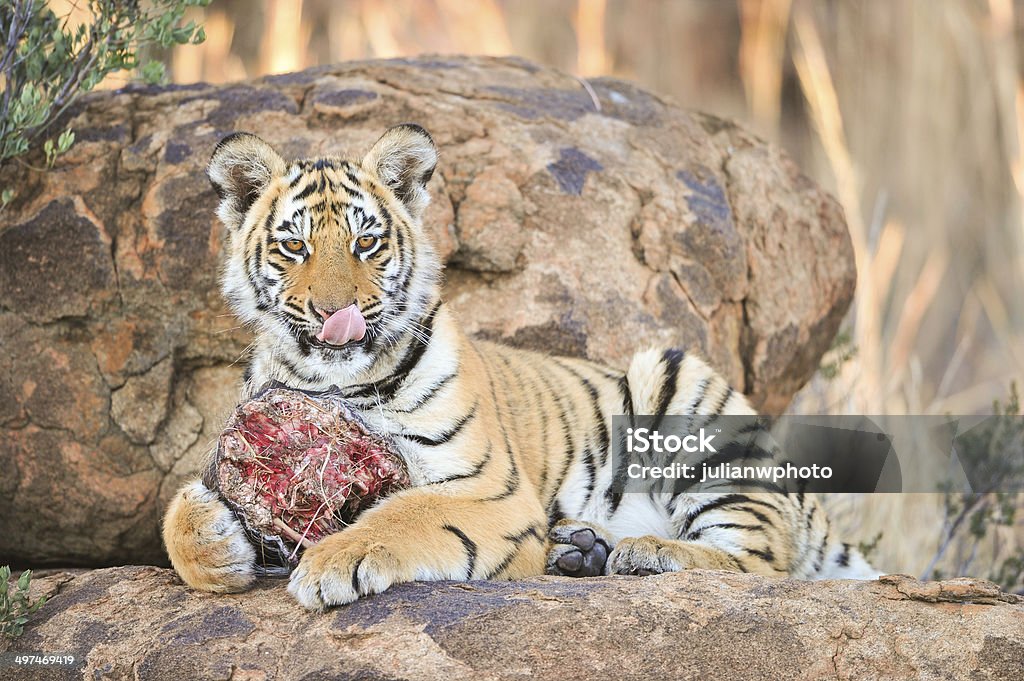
207 386 409 572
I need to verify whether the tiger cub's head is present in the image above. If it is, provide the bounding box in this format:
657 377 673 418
207 124 441 376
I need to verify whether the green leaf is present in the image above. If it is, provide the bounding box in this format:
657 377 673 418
140 60 166 85
57 129 74 153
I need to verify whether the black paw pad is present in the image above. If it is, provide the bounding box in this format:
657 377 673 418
554 529 609 577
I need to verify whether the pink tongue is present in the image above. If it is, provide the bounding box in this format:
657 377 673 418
316 304 366 346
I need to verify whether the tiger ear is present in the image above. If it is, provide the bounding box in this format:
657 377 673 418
207 133 287 230
362 124 438 220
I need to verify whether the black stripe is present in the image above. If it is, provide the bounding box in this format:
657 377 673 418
474 345 519 503
655 349 684 415
837 542 851 567
814 526 829 573
648 349 684 436
339 182 362 200
494 350 534 454
711 386 734 414
280 310 310 326
401 400 478 447
690 385 735 432
495 350 552 493
504 523 544 545
344 300 441 401
444 525 477 578
550 364 603 506
548 500 566 526
516 358 552 495
378 204 392 229
276 351 321 384
553 360 611 467
294 181 318 201
263 197 279 230
374 300 441 398
532 367 576 508
247 240 272 312
744 546 776 564
482 442 520 501
435 443 493 484
579 446 596 505
536 366 577 503
486 547 521 580
486 524 545 578
678 494 777 536
392 372 457 414
681 377 711 416
608 375 635 513
684 522 764 541
734 506 774 526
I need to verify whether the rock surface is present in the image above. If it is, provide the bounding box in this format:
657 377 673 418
2 568 1021 680
0 56 855 566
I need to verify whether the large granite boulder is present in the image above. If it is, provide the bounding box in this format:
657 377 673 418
0 56 854 567
1 569 1020 680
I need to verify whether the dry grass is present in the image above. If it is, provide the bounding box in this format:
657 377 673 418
108 0 1024 581
779 0 1024 581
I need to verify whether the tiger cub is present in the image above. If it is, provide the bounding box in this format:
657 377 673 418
162 124 878 610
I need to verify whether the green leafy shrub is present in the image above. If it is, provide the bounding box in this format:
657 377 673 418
0 0 210 208
1 566 46 638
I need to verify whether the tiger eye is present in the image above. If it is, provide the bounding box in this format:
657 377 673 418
282 239 305 254
356 235 378 250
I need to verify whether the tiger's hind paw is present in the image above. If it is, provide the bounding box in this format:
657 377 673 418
608 535 679 576
608 535 741 575
545 519 612 577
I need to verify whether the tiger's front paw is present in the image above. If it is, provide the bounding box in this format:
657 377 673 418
162 480 256 593
288 530 405 610
608 535 727 576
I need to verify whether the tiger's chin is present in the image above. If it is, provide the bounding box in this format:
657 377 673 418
304 333 365 351
296 333 369 361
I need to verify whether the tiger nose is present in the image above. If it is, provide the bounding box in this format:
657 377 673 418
314 302 354 320
314 305 336 320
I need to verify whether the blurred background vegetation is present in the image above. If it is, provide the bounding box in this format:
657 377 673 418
47 0 1024 589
